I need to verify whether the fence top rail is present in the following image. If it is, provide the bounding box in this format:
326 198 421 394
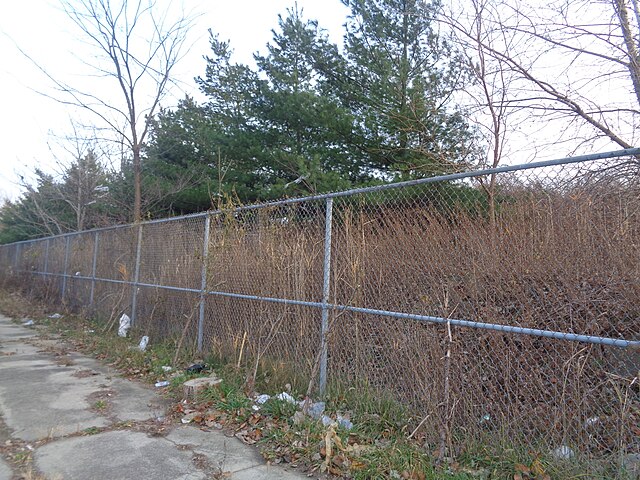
3 147 639 247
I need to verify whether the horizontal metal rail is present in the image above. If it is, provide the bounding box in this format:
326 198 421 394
4 147 640 246
23 269 640 349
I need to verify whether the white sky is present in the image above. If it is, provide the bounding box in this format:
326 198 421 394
0 1 635 203
0 0 350 201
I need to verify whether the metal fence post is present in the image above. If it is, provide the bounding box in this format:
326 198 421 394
43 238 50 275
319 198 334 396
61 236 71 301
42 239 50 294
89 232 99 308
197 215 211 352
130 226 143 326
13 243 20 273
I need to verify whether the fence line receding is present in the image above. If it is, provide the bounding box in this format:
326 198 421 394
2 148 639 475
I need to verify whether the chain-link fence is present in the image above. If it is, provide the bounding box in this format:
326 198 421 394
2 148 639 475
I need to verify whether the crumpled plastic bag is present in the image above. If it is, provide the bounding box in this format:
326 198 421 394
138 335 149 351
118 314 131 337
276 392 296 404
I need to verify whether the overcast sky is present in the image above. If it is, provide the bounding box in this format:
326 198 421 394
0 0 635 205
0 0 350 201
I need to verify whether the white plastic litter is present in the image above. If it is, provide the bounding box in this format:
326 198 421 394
551 445 575 460
255 394 271 405
118 314 131 337
154 381 170 387
181 412 199 424
48 313 63 319
161 366 172 372
321 415 334 427
307 401 325 419
138 336 149 351
276 392 296 404
583 416 600 428
336 414 353 430
22 319 35 326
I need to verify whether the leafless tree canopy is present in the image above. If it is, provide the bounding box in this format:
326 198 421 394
53 0 194 223
443 0 640 156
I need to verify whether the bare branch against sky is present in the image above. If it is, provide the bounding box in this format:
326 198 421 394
443 0 639 159
0 0 349 201
47 0 196 223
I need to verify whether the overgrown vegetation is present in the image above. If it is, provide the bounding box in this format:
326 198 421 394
1 0 478 242
0 289 608 479
2 171 639 477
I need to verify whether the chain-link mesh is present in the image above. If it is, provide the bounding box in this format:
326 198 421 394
1 151 638 474
206 202 325 301
138 216 205 290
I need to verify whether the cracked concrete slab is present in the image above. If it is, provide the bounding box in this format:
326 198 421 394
165 426 308 479
34 430 206 480
166 425 264 472
0 313 310 480
0 321 38 341
0 324 166 441
0 356 111 440
0 456 11 479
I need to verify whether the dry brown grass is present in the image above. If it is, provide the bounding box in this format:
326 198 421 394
5 176 640 472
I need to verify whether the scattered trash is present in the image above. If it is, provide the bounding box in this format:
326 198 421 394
255 394 271 405
74 271 81 276
118 314 131 337
181 412 199 424
336 414 353 430
321 415 334 427
185 363 206 374
479 413 491 424
138 336 149 351
551 445 575 460
276 392 296 404
22 319 35 327
48 313 63 319
161 366 172 372
154 381 170 388
307 401 325 419
583 416 600 428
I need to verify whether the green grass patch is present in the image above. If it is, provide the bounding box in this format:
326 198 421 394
0 289 628 480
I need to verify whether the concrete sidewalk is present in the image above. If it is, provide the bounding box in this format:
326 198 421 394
0 314 308 480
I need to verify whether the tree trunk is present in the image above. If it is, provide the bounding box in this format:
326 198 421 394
133 144 141 224
614 0 640 108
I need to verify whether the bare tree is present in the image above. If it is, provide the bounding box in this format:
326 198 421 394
13 142 110 235
46 123 112 231
30 0 194 223
443 0 524 226
442 0 640 157
13 173 67 237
